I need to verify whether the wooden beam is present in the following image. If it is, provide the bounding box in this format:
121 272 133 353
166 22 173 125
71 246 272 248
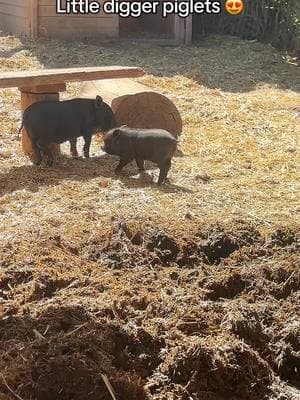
19 84 67 94
0 66 144 89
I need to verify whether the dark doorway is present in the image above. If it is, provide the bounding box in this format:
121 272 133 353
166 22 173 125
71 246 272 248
120 9 174 39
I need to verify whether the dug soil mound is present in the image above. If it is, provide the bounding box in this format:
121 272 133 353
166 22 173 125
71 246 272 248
0 220 299 400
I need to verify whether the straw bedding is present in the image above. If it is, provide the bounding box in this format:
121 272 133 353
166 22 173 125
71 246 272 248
0 32 299 399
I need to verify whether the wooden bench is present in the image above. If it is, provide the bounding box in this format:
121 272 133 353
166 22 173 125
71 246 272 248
0 66 144 162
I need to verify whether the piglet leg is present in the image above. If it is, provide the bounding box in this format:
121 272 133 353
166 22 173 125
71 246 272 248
37 141 54 167
83 134 92 158
158 160 171 185
70 138 79 158
135 158 145 171
115 157 133 175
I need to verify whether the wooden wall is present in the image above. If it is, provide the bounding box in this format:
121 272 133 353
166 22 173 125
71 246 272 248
38 0 118 39
0 0 190 43
0 0 30 36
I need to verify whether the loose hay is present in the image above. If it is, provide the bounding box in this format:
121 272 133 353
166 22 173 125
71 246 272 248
0 32 299 399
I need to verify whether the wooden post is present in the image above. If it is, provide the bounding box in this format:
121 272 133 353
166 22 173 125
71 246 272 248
185 15 192 45
174 16 192 44
29 0 38 39
174 16 184 44
19 84 66 163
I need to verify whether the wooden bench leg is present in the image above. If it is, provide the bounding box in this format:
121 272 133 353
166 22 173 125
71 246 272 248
19 83 66 163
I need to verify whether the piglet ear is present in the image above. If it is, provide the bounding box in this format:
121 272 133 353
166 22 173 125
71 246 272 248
113 129 121 138
95 96 103 108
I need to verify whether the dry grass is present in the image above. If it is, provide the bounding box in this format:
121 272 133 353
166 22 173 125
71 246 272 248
0 32 299 400
0 34 299 237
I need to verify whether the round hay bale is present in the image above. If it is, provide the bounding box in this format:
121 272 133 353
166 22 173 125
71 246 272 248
80 78 182 137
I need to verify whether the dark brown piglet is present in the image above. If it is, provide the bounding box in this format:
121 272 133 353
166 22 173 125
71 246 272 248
19 96 116 166
103 126 178 184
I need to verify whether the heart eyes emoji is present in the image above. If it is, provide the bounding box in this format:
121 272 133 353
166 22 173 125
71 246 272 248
225 0 244 15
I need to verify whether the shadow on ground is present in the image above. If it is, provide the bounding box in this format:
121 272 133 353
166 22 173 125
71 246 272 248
0 153 192 196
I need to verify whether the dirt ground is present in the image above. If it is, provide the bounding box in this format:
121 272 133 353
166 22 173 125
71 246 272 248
0 32 299 400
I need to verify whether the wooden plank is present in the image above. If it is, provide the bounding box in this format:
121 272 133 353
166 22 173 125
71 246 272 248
38 16 118 38
38 7 113 17
39 0 108 16
0 3 27 18
0 66 144 89
19 83 67 93
0 0 25 6
0 14 29 36
0 0 29 35
0 1 27 10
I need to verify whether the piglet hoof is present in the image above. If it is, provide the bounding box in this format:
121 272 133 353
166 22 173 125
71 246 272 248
115 167 124 176
157 178 170 186
139 170 149 178
84 153 90 159
32 159 42 167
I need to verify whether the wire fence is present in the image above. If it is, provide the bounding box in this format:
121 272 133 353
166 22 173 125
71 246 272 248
193 0 300 52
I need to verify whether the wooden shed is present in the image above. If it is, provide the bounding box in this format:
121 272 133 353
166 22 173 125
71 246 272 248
0 0 192 44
